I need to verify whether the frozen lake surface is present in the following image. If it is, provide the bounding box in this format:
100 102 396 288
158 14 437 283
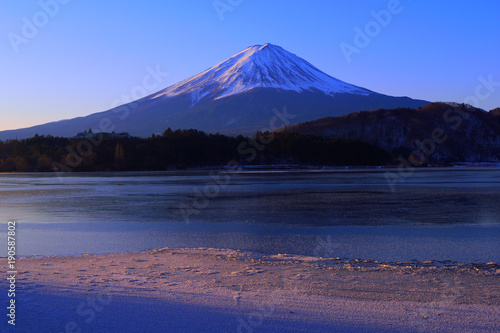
1 168 499 262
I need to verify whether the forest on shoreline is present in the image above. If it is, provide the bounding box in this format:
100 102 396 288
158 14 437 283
0 129 392 172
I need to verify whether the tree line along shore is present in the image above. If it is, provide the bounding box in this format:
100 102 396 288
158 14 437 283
0 129 391 172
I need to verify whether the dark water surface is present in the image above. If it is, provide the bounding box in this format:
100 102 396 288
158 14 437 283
1 168 499 262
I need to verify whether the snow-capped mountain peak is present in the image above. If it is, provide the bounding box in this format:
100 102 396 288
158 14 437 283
151 43 371 104
0 43 430 141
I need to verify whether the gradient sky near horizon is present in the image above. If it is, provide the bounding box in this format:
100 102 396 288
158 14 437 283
1 0 499 131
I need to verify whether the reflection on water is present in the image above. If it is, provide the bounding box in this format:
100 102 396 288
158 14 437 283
0 168 499 262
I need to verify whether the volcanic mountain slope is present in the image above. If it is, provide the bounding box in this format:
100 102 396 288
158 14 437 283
0 43 429 140
276 102 500 162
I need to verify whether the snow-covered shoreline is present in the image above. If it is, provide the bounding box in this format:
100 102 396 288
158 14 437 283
1 248 498 332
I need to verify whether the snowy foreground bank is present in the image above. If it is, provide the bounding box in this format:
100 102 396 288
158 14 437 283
1 248 499 332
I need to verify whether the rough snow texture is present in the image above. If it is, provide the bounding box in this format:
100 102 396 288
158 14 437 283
152 43 371 104
2 248 498 332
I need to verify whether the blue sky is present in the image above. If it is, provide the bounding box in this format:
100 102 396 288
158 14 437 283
1 0 499 131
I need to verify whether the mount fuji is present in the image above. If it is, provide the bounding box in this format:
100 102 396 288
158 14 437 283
0 43 429 140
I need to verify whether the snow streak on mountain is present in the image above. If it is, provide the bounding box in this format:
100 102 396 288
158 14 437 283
150 43 371 105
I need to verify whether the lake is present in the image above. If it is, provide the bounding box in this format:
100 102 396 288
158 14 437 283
1 167 499 262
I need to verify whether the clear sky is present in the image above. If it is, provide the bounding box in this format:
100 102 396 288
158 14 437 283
1 0 499 131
